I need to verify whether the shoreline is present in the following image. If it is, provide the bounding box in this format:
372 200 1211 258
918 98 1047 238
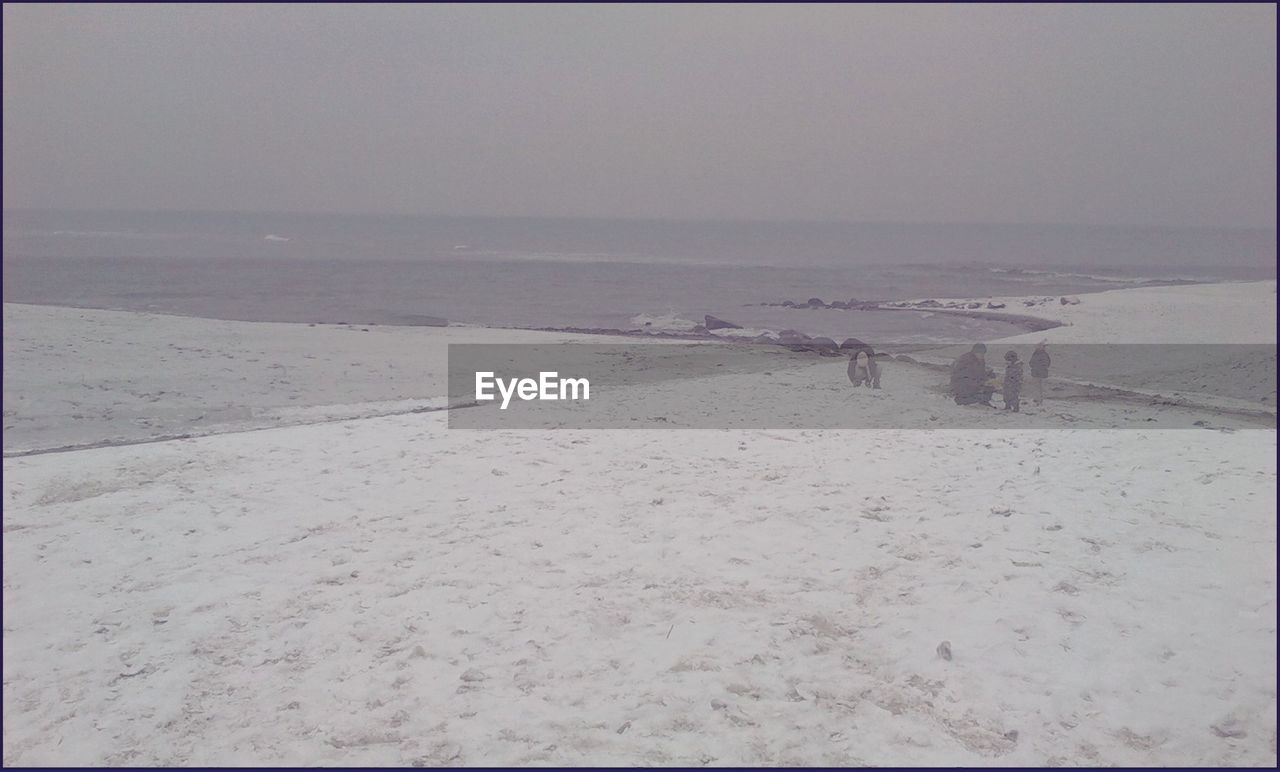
4 280 1276 453
5 275 1250 345
0 298 1067 341
0 296 1066 355
509 302 1067 342
15 272 1271 349
867 306 1065 333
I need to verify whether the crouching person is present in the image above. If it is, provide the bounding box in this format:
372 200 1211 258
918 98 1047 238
951 343 993 406
847 344 882 389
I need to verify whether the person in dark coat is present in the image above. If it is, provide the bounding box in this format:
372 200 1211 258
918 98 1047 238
1029 340 1050 405
846 341 882 389
951 343 993 406
1002 350 1024 412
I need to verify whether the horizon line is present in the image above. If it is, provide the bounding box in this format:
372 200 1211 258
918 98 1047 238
3 207 1276 233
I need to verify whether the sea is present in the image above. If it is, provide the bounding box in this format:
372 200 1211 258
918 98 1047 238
3 210 1274 345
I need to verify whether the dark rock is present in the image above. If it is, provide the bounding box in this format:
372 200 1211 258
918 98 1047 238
806 297 825 307
828 300 849 310
987 302 1006 309
917 300 942 308
967 302 982 309
777 329 810 345
1061 296 1069 305
704 315 743 330
691 325 708 334
780 300 798 308
839 337 867 350
894 354 917 363
808 336 839 353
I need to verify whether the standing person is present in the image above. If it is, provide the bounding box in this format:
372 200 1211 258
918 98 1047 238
1029 340 1050 406
951 343 993 406
869 351 885 389
1002 350 1024 412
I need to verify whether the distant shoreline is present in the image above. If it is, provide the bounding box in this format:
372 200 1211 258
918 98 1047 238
869 305 1065 332
513 304 1066 342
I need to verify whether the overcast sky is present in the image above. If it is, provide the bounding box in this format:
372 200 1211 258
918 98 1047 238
3 3 1275 227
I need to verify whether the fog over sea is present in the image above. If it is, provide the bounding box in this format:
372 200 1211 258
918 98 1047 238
4 210 1274 345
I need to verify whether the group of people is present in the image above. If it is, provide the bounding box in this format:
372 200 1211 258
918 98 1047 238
950 341 1050 411
843 338 1052 410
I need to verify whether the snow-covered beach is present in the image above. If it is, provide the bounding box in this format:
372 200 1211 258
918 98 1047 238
3 281 1276 766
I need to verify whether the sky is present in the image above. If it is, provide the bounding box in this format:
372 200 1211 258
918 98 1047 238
2 3 1275 228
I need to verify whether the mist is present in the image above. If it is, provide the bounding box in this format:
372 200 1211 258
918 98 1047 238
3 4 1275 228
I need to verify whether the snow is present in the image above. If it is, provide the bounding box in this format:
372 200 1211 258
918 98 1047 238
2 281 1276 766
1 307 638 454
893 279 1277 344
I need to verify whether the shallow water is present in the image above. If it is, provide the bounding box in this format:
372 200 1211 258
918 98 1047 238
4 210 1272 344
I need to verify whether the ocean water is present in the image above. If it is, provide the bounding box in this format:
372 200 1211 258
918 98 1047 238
3 210 1274 345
